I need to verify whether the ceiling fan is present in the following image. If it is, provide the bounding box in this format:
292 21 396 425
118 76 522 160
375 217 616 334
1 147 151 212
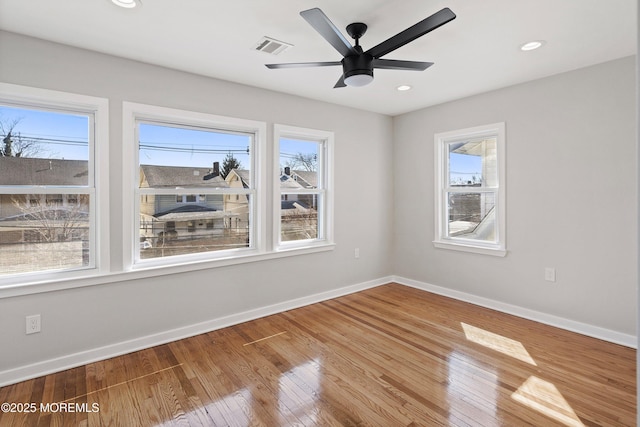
265 7 456 88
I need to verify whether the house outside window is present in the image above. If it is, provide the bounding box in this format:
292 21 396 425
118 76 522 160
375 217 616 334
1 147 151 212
123 102 264 267
274 124 333 249
176 195 200 204
434 122 506 256
0 83 109 282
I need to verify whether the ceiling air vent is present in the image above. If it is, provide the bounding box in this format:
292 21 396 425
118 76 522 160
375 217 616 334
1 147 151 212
254 37 293 55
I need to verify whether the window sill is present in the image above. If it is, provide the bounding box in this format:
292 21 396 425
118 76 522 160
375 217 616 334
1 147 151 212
275 239 334 253
433 240 506 257
0 243 336 299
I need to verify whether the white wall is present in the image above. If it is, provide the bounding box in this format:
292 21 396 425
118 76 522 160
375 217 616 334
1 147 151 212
0 31 394 382
393 56 637 337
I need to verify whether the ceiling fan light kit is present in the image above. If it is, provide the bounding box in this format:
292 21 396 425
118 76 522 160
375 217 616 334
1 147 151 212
266 7 456 88
344 73 374 87
342 52 374 87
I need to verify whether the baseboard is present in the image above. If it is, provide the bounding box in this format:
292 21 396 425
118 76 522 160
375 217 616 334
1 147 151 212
2 274 633 387
0 276 391 387
392 275 637 349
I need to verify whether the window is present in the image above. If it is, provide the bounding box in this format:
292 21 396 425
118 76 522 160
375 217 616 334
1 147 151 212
136 122 253 260
176 194 200 204
434 122 506 256
274 125 333 249
123 103 265 267
0 83 108 282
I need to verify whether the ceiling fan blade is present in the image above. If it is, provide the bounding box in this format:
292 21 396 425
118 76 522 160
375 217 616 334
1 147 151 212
266 61 342 69
300 8 357 57
365 7 456 59
373 59 434 71
334 75 346 88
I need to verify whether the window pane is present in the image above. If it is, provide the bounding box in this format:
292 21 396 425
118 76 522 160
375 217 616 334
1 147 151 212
139 193 250 259
280 194 318 242
279 138 319 187
448 137 497 187
0 105 90 186
0 193 90 275
447 192 496 242
138 123 251 187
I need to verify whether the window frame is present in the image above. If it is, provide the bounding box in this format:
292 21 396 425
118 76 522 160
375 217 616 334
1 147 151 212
434 122 506 257
122 102 267 270
273 124 334 251
0 83 110 286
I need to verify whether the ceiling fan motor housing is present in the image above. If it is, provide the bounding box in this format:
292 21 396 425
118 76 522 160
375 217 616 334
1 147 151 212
342 53 374 80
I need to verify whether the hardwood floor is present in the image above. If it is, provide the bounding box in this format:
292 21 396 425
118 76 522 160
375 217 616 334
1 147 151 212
0 283 635 426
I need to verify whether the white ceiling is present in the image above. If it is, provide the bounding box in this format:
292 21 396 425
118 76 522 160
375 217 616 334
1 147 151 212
0 0 636 116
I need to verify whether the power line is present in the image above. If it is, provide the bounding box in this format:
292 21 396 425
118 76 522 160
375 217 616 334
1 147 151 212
0 133 88 146
1 133 314 159
450 171 481 175
139 143 249 154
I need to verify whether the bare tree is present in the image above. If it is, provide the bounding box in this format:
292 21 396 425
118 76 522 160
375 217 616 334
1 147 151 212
11 195 89 243
284 152 317 172
0 117 42 157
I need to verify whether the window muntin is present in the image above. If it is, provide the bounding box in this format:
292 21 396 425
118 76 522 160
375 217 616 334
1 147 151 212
0 101 98 277
435 123 505 256
275 125 333 249
135 121 255 262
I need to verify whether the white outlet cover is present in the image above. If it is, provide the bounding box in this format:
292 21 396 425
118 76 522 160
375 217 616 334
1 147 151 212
26 314 41 334
544 268 556 282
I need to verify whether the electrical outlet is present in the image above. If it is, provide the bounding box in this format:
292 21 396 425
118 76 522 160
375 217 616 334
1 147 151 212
354 248 360 259
26 314 41 334
544 267 556 282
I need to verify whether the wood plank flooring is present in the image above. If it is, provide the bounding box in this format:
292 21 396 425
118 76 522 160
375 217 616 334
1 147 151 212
0 283 635 426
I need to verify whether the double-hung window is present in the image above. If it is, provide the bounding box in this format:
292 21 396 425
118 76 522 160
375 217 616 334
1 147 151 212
274 124 333 249
123 103 265 267
0 83 108 283
434 122 506 256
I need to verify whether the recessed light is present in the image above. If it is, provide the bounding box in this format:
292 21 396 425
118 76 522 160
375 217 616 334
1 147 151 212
520 40 545 51
111 0 140 8
396 85 412 91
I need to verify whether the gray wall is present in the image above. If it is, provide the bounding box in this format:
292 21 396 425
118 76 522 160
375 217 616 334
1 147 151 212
0 30 636 381
393 56 637 336
0 31 394 374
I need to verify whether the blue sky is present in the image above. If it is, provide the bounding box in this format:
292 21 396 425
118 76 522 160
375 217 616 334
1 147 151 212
139 123 251 168
1 105 316 169
449 152 482 184
0 105 89 160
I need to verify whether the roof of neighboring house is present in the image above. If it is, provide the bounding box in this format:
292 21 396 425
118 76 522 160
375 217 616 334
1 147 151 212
0 159 316 190
280 170 318 189
140 165 228 188
280 174 303 189
226 169 317 190
291 170 317 188
225 169 250 188
0 157 89 185
153 204 238 221
281 200 309 210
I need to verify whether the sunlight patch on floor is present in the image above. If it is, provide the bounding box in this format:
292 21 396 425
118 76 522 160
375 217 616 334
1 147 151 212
279 358 322 425
512 376 585 427
461 323 537 366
